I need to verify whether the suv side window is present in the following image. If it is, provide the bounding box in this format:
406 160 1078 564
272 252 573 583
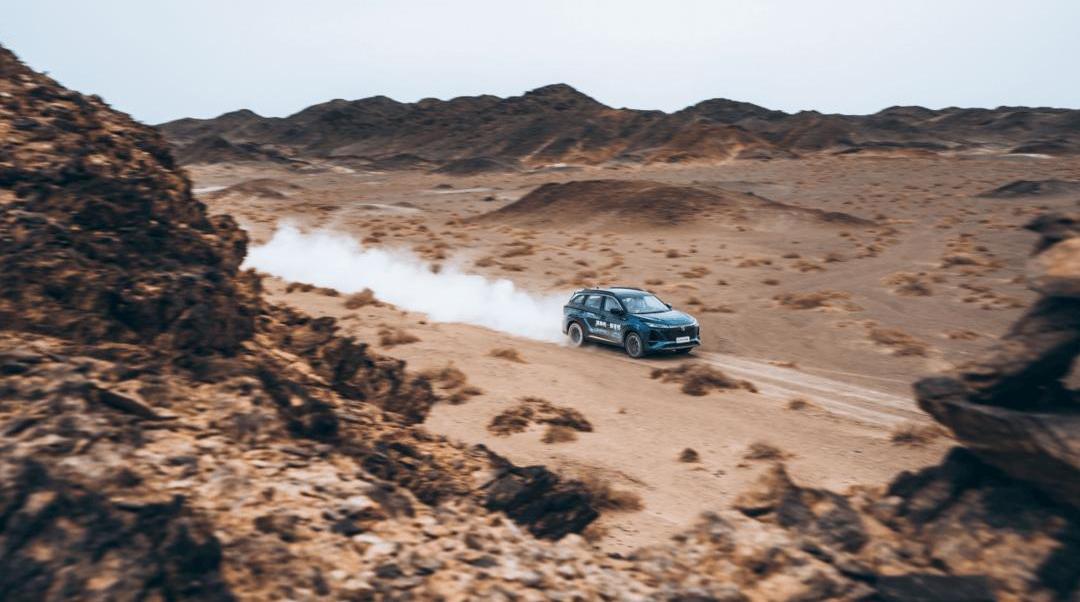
570 294 586 305
584 295 603 310
603 296 623 313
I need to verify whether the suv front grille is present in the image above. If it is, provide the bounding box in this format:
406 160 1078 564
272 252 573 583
648 325 699 342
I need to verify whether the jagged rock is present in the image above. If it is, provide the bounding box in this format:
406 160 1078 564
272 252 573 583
0 45 258 353
875 574 994 602
483 464 599 539
916 213 1080 509
1028 237 1080 298
0 460 233 601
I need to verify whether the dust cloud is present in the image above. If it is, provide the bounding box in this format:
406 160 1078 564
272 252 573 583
245 224 569 342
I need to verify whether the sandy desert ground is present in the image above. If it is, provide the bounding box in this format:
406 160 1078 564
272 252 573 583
182 153 1080 551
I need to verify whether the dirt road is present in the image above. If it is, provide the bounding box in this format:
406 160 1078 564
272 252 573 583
267 280 947 552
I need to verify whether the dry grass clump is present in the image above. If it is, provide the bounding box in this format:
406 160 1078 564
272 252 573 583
786 397 820 411
488 404 532 434
940 252 987 268
700 304 736 313
420 363 468 390
791 260 825 273
446 385 484 405
488 347 526 363
867 326 930 357
474 256 496 268
743 441 791 461
416 362 481 404
890 422 948 446
678 448 700 463
773 290 859 311
377 326 420 348
500 242 535 258
577 474 644 512
343 288 382 309
946 329 980 341
487 397 593 437
650 363 757 396
541 425 578 444
679 266 711 279
882 272 934 297
286 282 338 295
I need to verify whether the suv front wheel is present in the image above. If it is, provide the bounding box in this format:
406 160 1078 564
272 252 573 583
624 332 645 358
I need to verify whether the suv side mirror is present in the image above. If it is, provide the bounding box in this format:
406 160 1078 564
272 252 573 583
611 307 626 316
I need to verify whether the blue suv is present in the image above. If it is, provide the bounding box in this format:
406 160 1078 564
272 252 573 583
562 287 700 358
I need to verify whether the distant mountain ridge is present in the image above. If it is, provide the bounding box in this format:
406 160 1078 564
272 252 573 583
157 83 1080 168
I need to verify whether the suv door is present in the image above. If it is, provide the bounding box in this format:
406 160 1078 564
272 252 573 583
581 295 604 339
601 296 628 342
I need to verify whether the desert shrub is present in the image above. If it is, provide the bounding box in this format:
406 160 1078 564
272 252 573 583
650 363 757 396
773 290 859 311
680 266 710 279
487 397 592 436
343 288 381 309
743 441 790 461
868 327 930 357
285 282 316 293
940 252 986 268
786 397 819 411
890 422 947 446
541 425 578 444
378 326 420 348
882 272 933 296
489 347 526 363
792 260 825 273
420 363 468 389
678 448 700 463
500 242 535 258
578 474 644 512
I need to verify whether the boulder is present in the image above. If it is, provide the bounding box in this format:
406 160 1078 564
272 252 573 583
916 212 1080 509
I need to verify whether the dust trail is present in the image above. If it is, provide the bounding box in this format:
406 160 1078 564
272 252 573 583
244 224 569 342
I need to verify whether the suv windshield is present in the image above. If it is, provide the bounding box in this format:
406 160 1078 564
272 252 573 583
619 294 668 314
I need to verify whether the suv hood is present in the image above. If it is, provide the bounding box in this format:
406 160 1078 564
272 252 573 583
637 310 696 326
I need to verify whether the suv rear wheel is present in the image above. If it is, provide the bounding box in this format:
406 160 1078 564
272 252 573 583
624 332 645 358
567 322 586 347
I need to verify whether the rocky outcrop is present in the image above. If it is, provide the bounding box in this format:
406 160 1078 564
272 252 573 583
916 211 1080 509
0 45 605 600
0 52 258 353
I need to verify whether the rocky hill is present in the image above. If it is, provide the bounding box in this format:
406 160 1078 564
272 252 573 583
477 179 874 230
158 83 1080 168
3 45 1078 600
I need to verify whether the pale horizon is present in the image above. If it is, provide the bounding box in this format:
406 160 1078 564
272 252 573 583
4 0 1078 124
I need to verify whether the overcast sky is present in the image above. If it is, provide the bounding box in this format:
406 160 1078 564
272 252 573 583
3 1 1078 124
